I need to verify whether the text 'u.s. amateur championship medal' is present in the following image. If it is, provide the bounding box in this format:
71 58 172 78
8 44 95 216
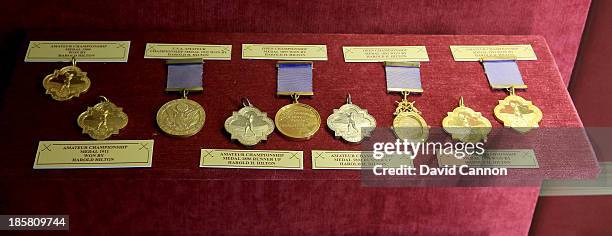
156 59 206 138
77 96 128 140
481 60 542 133
384 62 429 143
43 57 91 101
274 61 321 140
327 94 376 143
442 97 492 143
225 98 275 146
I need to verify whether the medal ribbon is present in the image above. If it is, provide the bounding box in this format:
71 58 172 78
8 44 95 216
277 62 313 96
384 62 423 93
166 59 204 92
482 60 526 89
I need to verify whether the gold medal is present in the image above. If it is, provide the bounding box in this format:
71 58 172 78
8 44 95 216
442 97 492 143
392 92 429 143
224 98 275 146
494 87 542 133
275 94 321 140
77 96 128 140
327 94 376 143
156 91 205 138
42 58 90 101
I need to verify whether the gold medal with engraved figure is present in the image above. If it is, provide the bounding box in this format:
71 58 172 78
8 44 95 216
42 58 90 101
225 98 275 146
392 92 429 143
156 91 205 138
442 97 492 143
494 87 542 133
327 94 376 143
77 96 128 140
275 94 321 140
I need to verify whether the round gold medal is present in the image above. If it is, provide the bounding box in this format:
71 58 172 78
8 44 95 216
43 59 90 101
275 102 321 140
391 93 429 143
156 98 206 137
393 111 429 143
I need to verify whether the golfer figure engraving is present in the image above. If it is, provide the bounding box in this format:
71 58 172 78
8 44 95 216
43 57 91 101
225 98 275 146
327 94 377 143
77 96 128 140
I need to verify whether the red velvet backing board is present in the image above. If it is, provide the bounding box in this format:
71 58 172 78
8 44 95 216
0 0 592 85
0 31 598 235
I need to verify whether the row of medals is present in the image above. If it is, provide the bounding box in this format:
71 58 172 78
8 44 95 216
43 61 543 144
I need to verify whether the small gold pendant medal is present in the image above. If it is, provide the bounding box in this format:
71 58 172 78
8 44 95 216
77 96 128 140
392 91 429 143
275 94 321 140
156 90 206 138
493 87 542 133
225 98 275 146
442 97 492 143
327 94 376 143
42 57 91 101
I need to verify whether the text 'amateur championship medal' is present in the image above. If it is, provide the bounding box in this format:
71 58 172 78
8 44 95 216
482 60 542 133
225 98 275 146
156 59 206 138
43 57 91 101
77 96 128 140
442 97 492 143
385 62 429 143
274 61 321 140
327 94 376 143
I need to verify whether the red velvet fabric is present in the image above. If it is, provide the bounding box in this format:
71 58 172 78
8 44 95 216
0 0 592 85
0 31 597 235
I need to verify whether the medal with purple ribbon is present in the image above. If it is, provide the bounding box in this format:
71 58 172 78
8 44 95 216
274 61 321 140
480 59 542 133
384 61 430 142
155 59 206 137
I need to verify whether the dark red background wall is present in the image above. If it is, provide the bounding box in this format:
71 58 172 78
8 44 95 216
1 0 611 235
530 1 612 235
569 0 612 126
0 0 592 84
